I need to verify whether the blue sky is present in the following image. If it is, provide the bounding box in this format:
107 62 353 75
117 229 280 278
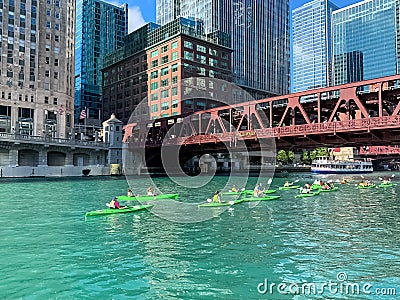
124 0 361 33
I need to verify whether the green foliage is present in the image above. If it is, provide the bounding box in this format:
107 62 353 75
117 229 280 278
287 150 295 162
277 150 288 164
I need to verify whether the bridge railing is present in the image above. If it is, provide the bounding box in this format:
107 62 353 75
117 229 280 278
125 115 400 147
0 132 109 148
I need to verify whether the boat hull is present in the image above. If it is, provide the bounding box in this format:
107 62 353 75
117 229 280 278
311 169 373 174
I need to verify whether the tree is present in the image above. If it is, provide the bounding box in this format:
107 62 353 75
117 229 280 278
277 150 288 164
316 147 328 157
287 150 295 163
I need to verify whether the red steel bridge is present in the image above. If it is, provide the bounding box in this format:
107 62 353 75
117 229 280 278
124 75 400 155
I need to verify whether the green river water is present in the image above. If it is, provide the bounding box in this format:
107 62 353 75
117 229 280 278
0 173 399 299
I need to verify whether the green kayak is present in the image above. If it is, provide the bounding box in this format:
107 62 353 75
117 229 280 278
243 195 281 202
85 204 153 217
117 193 179 201
223 189 277 196
198 199 244 208
279 185 300 190
378 183 394 188
320 187 339 192
356 185 376 189
312 184 322 190
295 190 321 198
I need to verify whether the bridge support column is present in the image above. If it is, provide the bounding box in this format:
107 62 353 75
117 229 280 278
38 150 48 166
65 152 74 166
9 149 18 167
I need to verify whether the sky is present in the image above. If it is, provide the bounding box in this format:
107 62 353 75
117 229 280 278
122 0 362 33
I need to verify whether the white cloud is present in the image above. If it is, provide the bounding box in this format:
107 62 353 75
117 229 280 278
128 6 146 33
105 1 146 33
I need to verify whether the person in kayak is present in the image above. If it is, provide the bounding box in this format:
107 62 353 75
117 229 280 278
253 183 263 197
301 183 312 193
108 197 120 209
147 187 155 196
213 191 221 203
284 181 292 187
127 188 134 197
231 185 239 192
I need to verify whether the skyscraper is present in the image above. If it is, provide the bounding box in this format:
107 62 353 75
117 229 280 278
332 0 399 85
0 0 75 138
75 0 128 125
292 0 338 92
156 0 290 99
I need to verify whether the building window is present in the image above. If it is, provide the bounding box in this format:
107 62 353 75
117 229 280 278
161 79 169 87
172 52 178 61
161 102 169 110
54 23 60 30
161 67 169 76
172 100 178 108
184 41 193 49
184 51 193 61
151 82 158 90
151 71 158 79
161 45 168 53
172 64 178 72
172 87 178 96
151 60 158 68
46 21 51 28
45 70 50 77
209 70 215 78
161 55 168 64
151 104 158 113
150 93 158 101
45 96 49 104
197 45 206 53
209 58 218 67
209 49 218 56
196 54 206 64
151 50 158 58
172 41 178 49
161 90 169 98
54 59 59 66
54 72 58 79
53 97 58 105
172 76 178 84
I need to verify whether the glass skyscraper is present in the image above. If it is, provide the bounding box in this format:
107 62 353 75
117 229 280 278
292 0 338 92
75 0 128 125
156 0 290 98
332 0 400 85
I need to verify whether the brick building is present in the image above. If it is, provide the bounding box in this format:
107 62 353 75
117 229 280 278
102 17 231 124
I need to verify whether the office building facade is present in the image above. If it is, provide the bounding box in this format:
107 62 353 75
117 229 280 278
156 0 290 99
0 0 75 138
292 0 338 92
102 18 232 123
332 0 400 85
75 0 128 125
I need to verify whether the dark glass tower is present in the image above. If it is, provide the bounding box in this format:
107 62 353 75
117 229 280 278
75 0 128 125
156 0 290 99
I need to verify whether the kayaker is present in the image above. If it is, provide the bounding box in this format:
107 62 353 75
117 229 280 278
108 197 120 209
340 177 348 184
231 185 239 193
147 187 155 196
253 183 262 197
213 191 221 203
284 181 292 188
127 188 134 197
302 183 311 193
